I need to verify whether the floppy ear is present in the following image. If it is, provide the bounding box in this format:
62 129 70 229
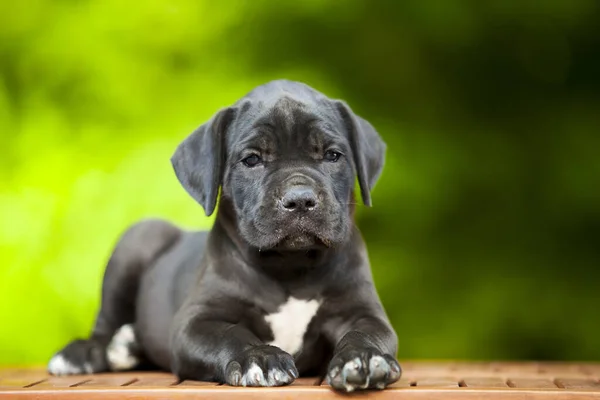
334 101 386 206
171 107 236 216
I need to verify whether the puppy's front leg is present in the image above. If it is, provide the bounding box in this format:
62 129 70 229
325 315 401 392
171 313 298 387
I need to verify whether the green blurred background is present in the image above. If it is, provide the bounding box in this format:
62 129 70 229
1 0 599 366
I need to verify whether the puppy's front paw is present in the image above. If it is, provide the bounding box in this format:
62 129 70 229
225 345 298 387
48 339 109 376
326 348 401 392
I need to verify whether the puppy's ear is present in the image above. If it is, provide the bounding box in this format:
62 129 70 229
335 101 386 206
171 107 236 216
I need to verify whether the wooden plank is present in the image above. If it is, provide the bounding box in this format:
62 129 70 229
580 364 600 378
507 378 558 389
489 362 541 374
0 372 49 386
538 363 587 376
127 376 179 387
0 378 47 389
290 377 321 386
0 369 45 378
398 361 600 380
401 362 455 377
3 363 600 399
31 376 92 388
555 378 600 389
77 375 138 387
459 377 508 388
449 362 496 373
413 377 459 388
389 377 413 388
2 388 600 400
0 369 48 389
176 380 220 387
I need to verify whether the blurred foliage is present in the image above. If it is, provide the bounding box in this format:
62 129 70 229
1 0 599 365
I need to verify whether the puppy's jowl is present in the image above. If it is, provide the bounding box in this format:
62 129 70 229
48 80 401 392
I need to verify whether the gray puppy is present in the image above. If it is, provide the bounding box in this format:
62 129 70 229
48 80 401 392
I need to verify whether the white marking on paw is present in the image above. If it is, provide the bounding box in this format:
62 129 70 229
48 354 86 376
346 357 361 371
344 357 369 389
369 355 385 368
369 355 389 389
107 324 140 371
267 367 293 386
328 354 397 392
241 362 267 386
264 297 320 355
369 355 388 373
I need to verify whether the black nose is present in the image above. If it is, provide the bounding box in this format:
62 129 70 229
281 186 318 211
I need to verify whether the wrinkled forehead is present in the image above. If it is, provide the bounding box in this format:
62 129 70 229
227 97 347 153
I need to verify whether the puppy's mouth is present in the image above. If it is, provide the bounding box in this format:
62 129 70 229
275 233 330 250
250 216 336 251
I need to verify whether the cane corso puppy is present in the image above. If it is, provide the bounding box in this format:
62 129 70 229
48 80 401 392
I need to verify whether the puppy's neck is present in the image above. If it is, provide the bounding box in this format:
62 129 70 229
214 197 345 279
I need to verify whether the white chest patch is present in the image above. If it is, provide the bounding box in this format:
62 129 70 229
264 297 321 355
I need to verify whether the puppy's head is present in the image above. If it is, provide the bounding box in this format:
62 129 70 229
171 80 385 251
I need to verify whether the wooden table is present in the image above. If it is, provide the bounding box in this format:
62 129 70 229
1 362 600 399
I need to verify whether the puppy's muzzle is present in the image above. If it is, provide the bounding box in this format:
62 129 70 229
280 186 318 212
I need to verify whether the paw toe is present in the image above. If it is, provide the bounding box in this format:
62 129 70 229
267 367 292 386
47 353 95 376
225 361 243 386
241 362 267 386
48 354 85 376
229 346 296 387
368 355 389 381
327 351 402 392
342 357 369 388
47 340 108 376
384 354 402 382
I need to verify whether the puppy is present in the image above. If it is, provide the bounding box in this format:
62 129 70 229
48 80 401 392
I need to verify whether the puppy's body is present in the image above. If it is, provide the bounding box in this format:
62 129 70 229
134 220 375 376
48 80 401 392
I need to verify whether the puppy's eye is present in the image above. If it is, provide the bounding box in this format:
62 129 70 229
242 154 262 167
324 150 341 162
